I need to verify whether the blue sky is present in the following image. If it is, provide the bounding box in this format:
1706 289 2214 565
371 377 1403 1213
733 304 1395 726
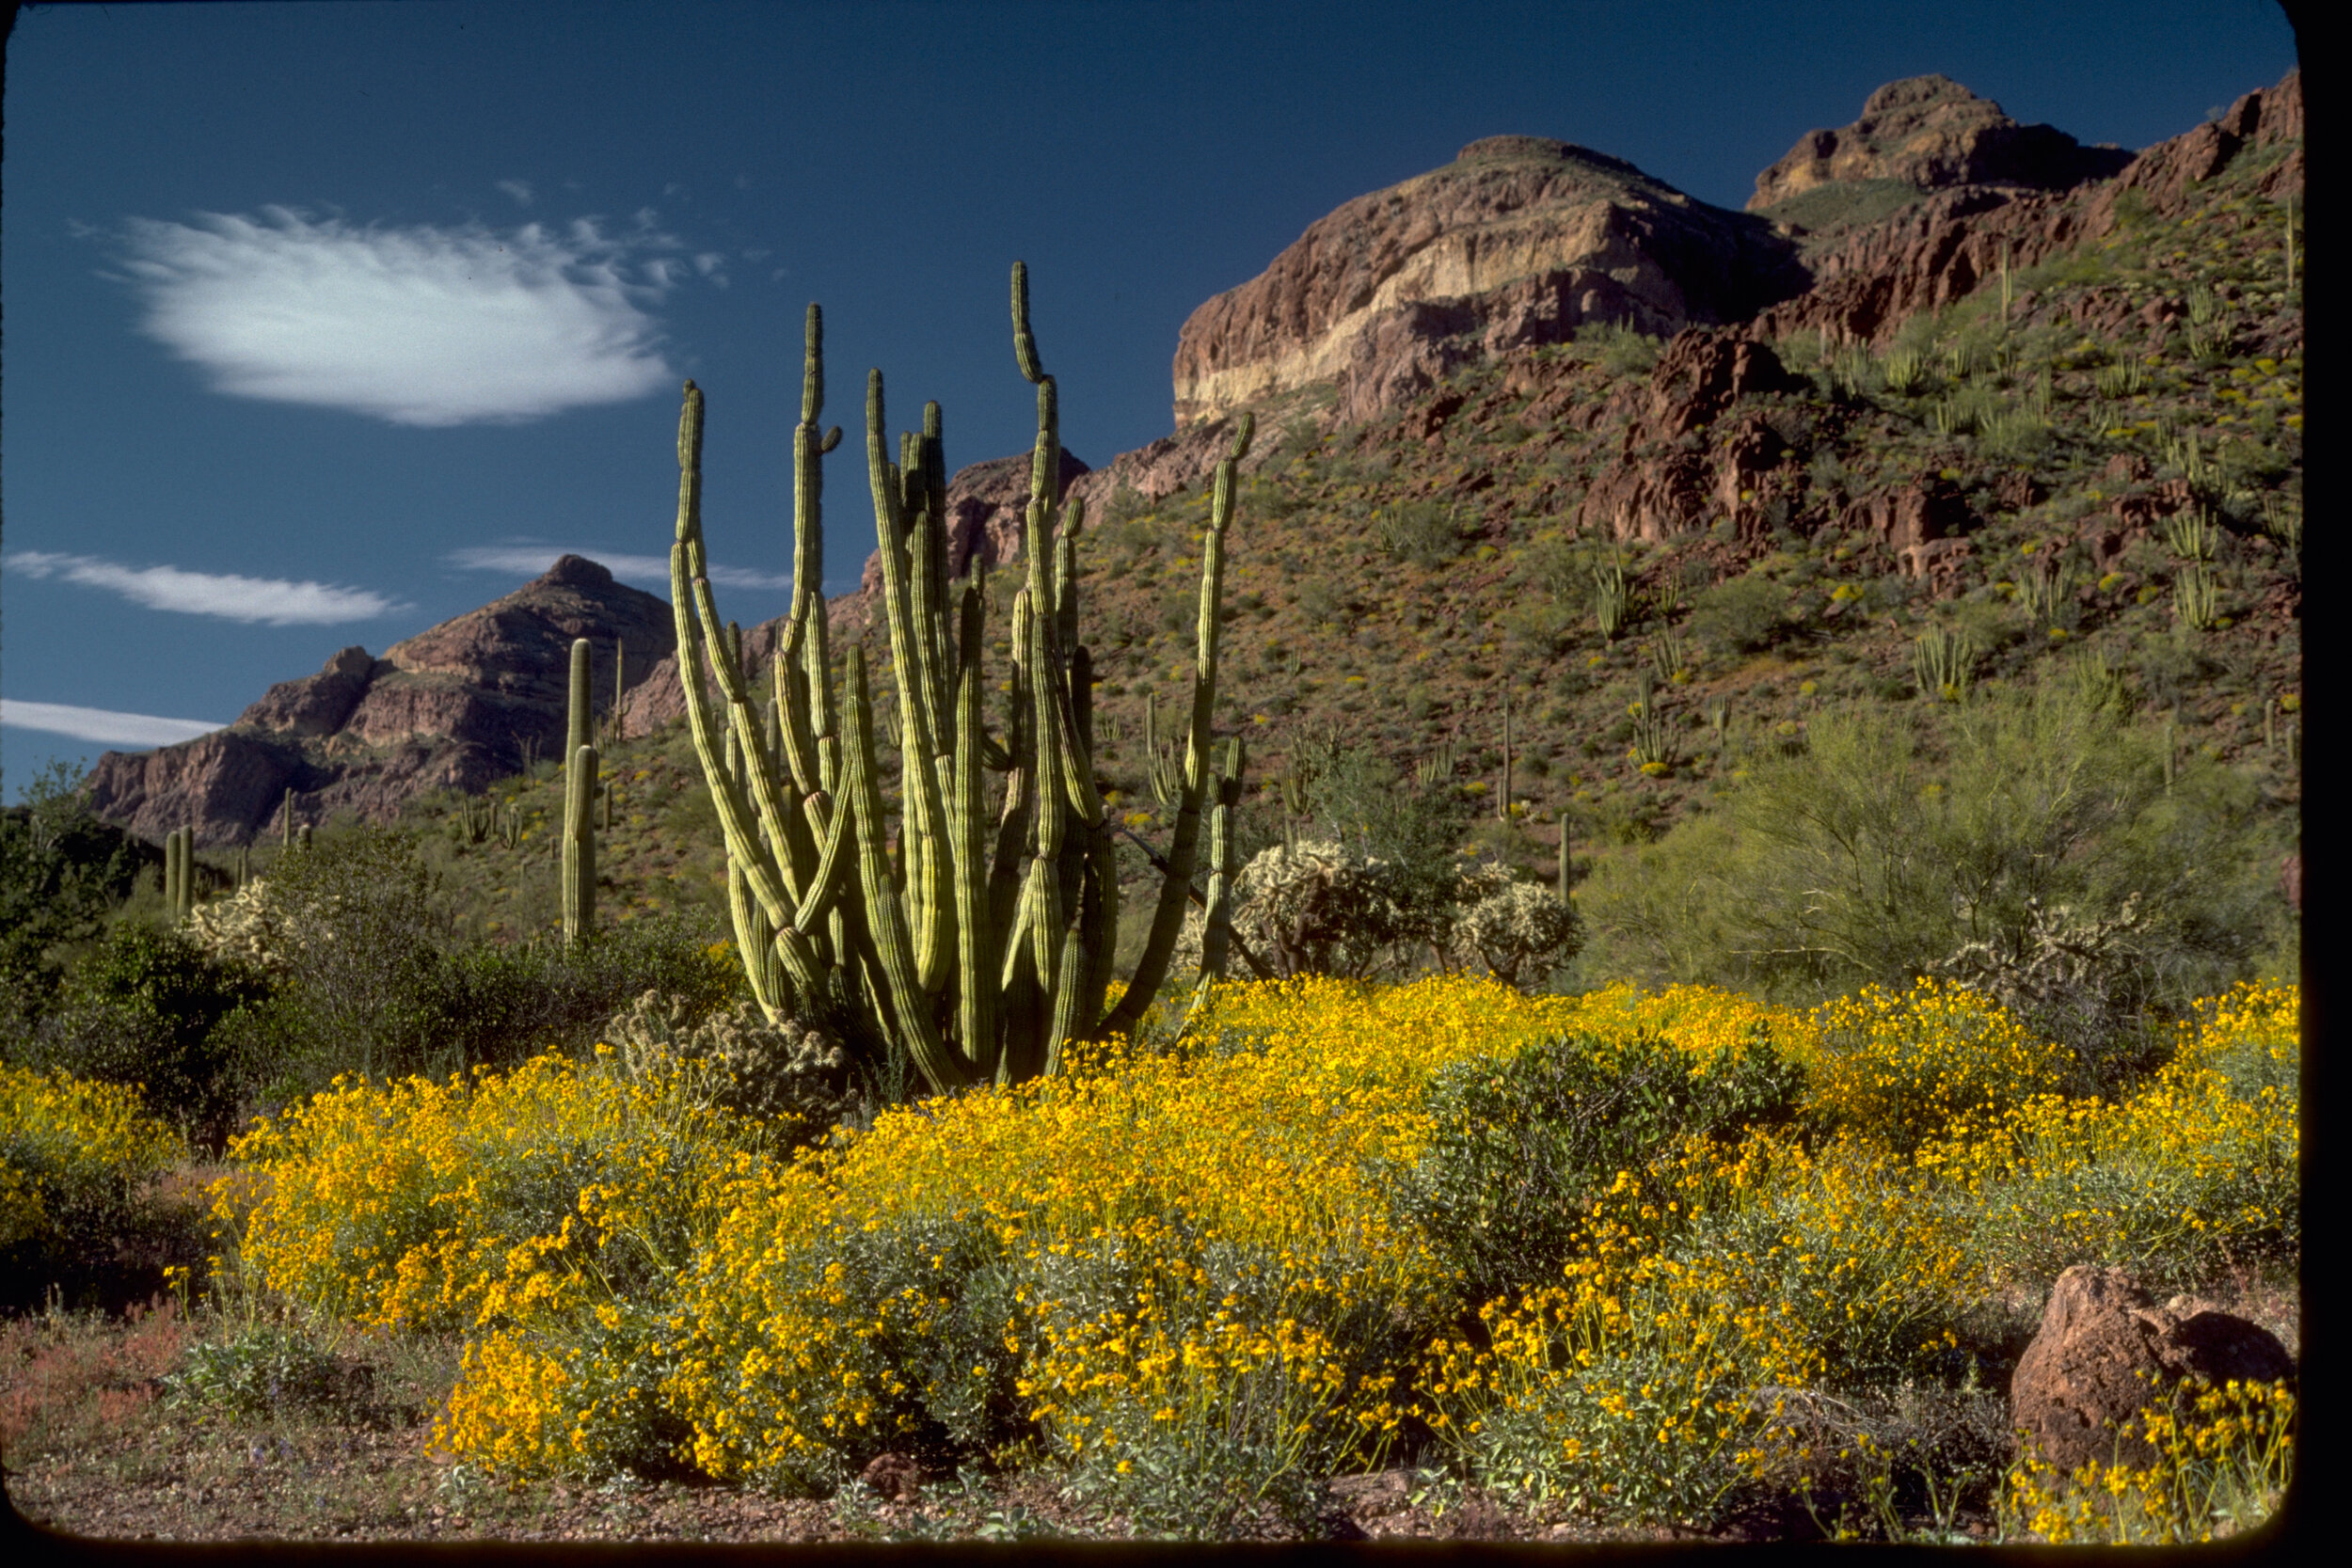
0 0 2298 801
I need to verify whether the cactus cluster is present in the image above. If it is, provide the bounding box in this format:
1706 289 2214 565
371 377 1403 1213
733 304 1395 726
667 265 1250 1095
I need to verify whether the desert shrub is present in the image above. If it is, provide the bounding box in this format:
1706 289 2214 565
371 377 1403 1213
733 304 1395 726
1922 982 2298 1294
1450 879 1581 988
227 1051 754 1338
162 1319 353 1421
1375 499 1468 568
1382 1024 1802 1306
0 763 150 1023
202 849 737 1102
1688 575 1788 656
1578 684 2290 1019
21 923 270 1147
0 1063 185 1308
1797 979 2074 1155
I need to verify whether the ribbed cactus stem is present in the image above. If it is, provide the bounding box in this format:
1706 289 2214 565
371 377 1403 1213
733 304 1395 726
564 742 597 946
666 264 1244 1098
281 787 294 849
1557 816 1572 902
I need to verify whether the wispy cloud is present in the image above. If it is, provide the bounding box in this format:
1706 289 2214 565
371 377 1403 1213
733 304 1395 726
6 551 409 625
113 206 685 425
496 179 534 206
0 700 225 748
447 545 793 592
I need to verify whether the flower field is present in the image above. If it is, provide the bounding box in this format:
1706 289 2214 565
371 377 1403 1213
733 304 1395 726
160 975 2297 1540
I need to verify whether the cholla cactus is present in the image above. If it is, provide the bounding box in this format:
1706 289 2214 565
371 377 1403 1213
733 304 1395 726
1453 879 1581 989
1173 840 1415 980
185 879 300 974
1937 894 2148 1024
598 989 851 1132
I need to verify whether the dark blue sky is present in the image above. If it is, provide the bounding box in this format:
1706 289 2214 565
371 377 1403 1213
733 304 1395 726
0 0 2298 800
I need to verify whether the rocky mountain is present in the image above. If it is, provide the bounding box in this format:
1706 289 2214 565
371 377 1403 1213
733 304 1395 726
1747 74 2133 220
1169 135 1810 431
84 68 2300 863
86 557 674 847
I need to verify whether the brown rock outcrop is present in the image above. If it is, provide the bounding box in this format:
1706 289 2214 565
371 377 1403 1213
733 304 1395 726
1172 135 1806 429
1574 327 1807 542
1749 74 2132 214
82 731 306 852
83 556 675 847
1754 70 2300 350
2010 1264 2295 1474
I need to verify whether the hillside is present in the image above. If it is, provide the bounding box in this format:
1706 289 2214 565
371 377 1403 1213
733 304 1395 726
100 70 2300 961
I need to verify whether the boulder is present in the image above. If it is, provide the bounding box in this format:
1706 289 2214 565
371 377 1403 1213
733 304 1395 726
2010 1264 2296 1474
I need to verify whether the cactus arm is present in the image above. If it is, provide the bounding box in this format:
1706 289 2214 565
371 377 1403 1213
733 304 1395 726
668 386 794 937
863 369 957 989
840 645 967 1093
696 574 810 910
1098 412 1251 1039
949 587 1000 1078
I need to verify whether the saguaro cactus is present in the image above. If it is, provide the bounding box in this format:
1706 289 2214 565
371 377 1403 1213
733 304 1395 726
668 266 1249 1095
563 637 598 946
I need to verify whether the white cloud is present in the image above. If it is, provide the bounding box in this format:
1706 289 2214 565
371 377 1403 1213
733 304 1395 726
5 550 409 625
1 700 224 748
496 179 534 206
446 545 793 592
115 206 683 425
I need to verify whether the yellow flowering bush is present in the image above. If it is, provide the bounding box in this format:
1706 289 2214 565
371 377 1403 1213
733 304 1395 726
1799 978 2074 1152
1 1062 183 1268
224 1050 766 1477
204 974 2295 1534
2001 1377 2294 1544
1920 982 2298 1290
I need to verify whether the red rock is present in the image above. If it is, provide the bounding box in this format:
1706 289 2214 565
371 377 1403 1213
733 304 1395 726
1752 71 2299 351
1749 74 2133 213
2010 1265 2295 1474
1171 135 1806 429
84 556 674 847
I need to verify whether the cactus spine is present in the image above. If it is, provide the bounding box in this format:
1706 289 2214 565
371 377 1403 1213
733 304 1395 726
562 638 598 946
668 268 1248 1097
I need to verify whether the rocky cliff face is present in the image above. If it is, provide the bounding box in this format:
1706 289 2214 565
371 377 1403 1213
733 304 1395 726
1754 70 2301 348
1748 74 2133 215
85 557 675 847
1170 136 1810 430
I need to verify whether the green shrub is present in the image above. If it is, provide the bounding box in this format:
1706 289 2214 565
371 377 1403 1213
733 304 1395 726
1382 1025 1803 1306
1577 683 2292 1025
0 763 150 1025
23 924 269 1147
1689 575 1788 656
1375 499 1469 567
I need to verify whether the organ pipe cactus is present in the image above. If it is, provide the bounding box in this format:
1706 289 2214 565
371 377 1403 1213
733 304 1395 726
668 266 1250 1095
563 638 598 947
